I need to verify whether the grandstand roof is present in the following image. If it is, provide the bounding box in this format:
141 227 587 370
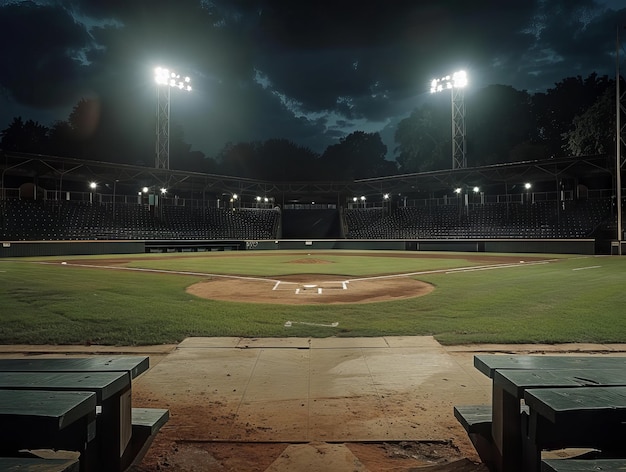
1 151 615 202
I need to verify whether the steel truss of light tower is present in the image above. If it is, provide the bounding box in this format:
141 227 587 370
154 67 192 170
451 86 466 169
155 84 171 169
431 70 468 170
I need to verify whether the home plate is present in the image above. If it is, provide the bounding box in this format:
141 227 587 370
296 284 324 294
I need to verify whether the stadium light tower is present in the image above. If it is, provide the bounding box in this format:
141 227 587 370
616 28 625 254
430 70 468 169
154 67 192 170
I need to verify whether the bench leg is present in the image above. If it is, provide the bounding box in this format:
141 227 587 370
492 384 524 472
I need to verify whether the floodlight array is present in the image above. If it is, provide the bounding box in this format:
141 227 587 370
430 70 467 93
154 67 192 91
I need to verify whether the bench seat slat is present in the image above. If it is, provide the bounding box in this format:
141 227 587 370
453 405 492 436
542 458 626 471
0 457 79 472
132 407 170 435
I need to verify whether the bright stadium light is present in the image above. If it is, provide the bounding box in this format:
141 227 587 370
154 66 192 170
430 70 467 94
154 67 192 92
431 69 467 169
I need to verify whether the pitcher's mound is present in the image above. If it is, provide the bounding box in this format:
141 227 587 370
186 275 434 305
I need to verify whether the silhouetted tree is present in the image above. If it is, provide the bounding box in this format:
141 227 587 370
48 120 76 157
394 103 449 173
319 131 390 179
532 73 612 157
256 139 319 181
563 87 615 156
215 139 320 180
467 84 534 165
0 117 49 153
216 141 259 178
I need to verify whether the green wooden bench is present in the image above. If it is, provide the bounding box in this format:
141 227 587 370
0 372 131 472
542 458 626 471
0 390 98 472
453 405 494 468
454 404 492 436
524 386 626 472
469 355 626 472
0 357 168 472
0 356 149 379
0 457 79 472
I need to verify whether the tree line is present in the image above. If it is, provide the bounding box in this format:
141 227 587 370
1 73 617 181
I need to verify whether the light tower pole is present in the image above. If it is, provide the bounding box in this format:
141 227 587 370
430 70 468 169
616 29 625 254
154 67 192 170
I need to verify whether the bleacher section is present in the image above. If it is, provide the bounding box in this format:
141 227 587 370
343 198 613 240
1 200 281 241
0 198 613 242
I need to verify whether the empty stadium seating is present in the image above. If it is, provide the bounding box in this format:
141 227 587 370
0 197 614 242
343 198 613 240
1 200 280 241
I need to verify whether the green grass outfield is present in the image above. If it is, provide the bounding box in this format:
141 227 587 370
0 250 624 346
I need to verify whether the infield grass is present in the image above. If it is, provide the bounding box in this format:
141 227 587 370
0 251 624 346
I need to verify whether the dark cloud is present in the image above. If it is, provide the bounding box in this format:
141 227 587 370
0 0 624 158
0 1 91 107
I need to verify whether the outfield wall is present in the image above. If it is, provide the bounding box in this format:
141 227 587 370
0 240 145 257
0 238 600 258
254 239 597 254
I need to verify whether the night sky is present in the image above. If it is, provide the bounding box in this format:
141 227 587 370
1 0 625 160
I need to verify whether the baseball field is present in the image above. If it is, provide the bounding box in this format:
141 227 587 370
1 250 624 346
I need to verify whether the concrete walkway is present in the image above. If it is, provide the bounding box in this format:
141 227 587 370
133 336 492 443
2 338 626 471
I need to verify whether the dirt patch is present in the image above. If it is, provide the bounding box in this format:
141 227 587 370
131 440 485 472
289 258 332 264
129 360 486 472
186 274 434 305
